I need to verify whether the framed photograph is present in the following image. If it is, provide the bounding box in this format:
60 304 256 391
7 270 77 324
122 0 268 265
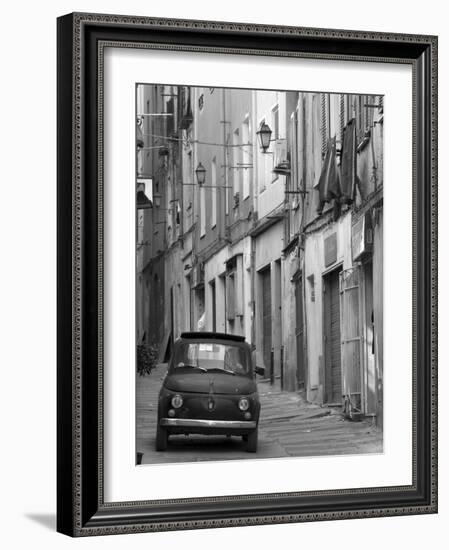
57 12 438 536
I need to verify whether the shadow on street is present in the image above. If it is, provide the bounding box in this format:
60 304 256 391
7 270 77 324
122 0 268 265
136 365 382 465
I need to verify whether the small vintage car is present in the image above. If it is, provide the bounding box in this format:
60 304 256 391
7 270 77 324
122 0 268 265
156 332 262 452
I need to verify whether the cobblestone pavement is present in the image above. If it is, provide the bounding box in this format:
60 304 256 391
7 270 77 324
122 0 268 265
136 364 382 465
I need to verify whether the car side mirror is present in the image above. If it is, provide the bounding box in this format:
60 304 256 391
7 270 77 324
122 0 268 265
254 365 265 377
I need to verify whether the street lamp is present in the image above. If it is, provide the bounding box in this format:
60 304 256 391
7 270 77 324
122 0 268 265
256 121 273 153
195 162 206 186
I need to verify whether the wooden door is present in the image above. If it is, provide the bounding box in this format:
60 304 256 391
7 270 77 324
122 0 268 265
261 268 272 374
295 275 305 388
323 268 342 404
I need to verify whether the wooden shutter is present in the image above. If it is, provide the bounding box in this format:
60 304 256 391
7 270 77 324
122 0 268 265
234 256 244 317
288 110 299 239
323 269 342 403
339 94 345 138
320 93 328 159
295 275 305 388
378 94 384 114
226 272 235 321
339 266 363 414
261 268 272 371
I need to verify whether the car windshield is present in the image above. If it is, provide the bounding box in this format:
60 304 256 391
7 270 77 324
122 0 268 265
173 342 249 375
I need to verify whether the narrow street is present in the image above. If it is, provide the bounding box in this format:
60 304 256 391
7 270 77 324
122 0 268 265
136 364 382 465
135 85 385 466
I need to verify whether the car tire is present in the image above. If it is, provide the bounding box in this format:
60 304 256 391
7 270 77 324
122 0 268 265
246 429 258 452
155 424 168 451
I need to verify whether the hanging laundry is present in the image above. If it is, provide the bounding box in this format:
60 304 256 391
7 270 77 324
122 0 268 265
316 136 341 214
340 118 357 204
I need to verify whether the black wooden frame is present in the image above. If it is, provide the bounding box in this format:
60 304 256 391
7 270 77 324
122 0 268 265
57 12 438 536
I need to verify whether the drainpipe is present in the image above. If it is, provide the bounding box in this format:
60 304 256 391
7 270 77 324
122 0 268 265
250 235 256 356
301 93 309 394
250 88 257 357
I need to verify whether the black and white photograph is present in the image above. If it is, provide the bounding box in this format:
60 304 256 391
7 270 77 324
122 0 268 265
135 84 384 464
0 0 442 545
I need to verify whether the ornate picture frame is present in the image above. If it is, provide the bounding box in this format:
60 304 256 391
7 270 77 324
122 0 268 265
57 12 437 536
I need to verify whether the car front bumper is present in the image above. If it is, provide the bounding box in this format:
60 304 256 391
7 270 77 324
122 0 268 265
159 417 257 434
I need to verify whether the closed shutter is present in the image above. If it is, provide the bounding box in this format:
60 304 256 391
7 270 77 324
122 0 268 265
355 95 364 144
339 94 345 137
320 93 328 159
234 256 244 317
261 268 272 372
324 269 342 403
226 272 235 321
165 97 174 136
295 276 305 388
287 111 299 239
378 94 384 114
339 266 363 415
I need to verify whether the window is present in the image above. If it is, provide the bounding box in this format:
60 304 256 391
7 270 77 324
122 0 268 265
226 272 235 321
271 104 279 140
185 151 193 230
378 94 384 114
271 105 280 182
365 95 374 132
232 129 240 200
211 157 217 228
290 110 299 192
339 94 346 138
173 343 249 375
352 95 368 144
355 95 364 143
287 109 299 240
348 94 378 146
200 184 206 237
225 133 230 215
329 93 341 143
242 116 250 199
320 93 342 159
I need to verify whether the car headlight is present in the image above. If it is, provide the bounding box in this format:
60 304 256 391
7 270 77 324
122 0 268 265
238 397 250 411
171 394 183 408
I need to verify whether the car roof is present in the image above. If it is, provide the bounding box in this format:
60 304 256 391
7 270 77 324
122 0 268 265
179 331 246 343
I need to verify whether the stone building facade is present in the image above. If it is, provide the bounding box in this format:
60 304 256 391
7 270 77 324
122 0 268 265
137 84 384 423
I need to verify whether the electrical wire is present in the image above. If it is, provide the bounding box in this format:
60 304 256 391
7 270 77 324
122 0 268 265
140 132 253 150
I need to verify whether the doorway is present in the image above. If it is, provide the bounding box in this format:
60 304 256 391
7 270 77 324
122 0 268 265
323 267 342 404
260 266 272 375
295 275 305 389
